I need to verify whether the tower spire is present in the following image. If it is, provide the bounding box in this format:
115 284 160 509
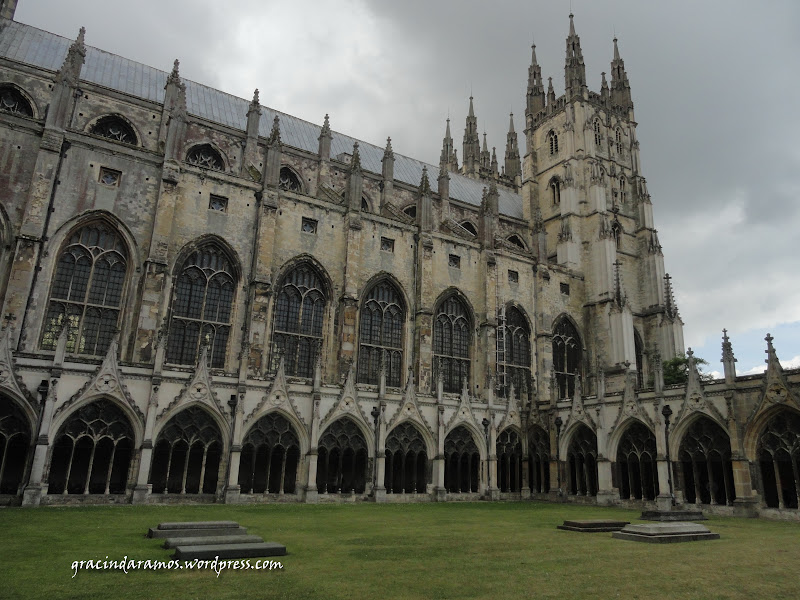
564 13 587 99
610 37 634 112
504 112 521 182
526 42 546 117
440 118 457 172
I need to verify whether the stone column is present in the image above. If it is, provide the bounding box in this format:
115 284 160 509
224 395 245 504
374 403 387 502
132 382 160 504
305 396 321 503
22 377 59 506
433 405 446 501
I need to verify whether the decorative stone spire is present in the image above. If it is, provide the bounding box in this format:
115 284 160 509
610 37 634 112
721 329 737 383
46 27 86 131
56 26 86 87
381 136 395 209
440 118 458 171
345 141 363 211
663 273 680 319
318 113 332 159
526 43 546 117
242 89 262 178
161 58 187 161
268 115 281 146
264 115 282 187
462 97 480 175
547 76 556 106
479 183 499 248
246 89 261 136
418 166 433 232
480 132 491 171
490 146 498 176
504 113 521 181
350 141 361 173
564 13 587 99
601 71 609 101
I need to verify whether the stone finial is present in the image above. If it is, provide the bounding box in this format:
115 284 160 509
721 329 737 383
321 113 331 136
167 59 181 85
249 88 260 110
268 115 281 145
383 136 393 159
418 166 431 196
350 141 361 172
664 273 679 319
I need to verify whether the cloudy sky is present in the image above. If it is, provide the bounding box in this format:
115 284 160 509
14 0 800 377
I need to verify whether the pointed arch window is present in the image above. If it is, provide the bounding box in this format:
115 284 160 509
385 422 427 494
357 281 405 387
272 263 327 378
758 410 800 509
498 306 531 398
238 412 300 495
496 428 522 492
89 115 138 146
528 426 550 493
549 177 561 205
611 221 622 249
460 221 477 236
548 130 559 155
186 144 224 171
553 317 581 399
507 235 526 250
279 167 302 192
593 119 602 148
0 85 33 117
47 399 134 495
634 330 645 389
316 418 368 494
167 245 236 369
444 426 480 493
41 223 128 356
619 176 627 203
679 418 735 506
434 295 471 393
0 397 32 495
403 205 417 220
614 128 623 155
567 425 598 496
616 422 658 500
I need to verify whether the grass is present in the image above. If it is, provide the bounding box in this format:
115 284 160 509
1 501 798 600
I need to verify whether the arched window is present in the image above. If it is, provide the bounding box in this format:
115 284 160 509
238 412 300 495
47 400 134 495
567 425 598 496
616 422 658 500
361 198 370 212
0 85 34 117
614 128 623 155
460 221 477 236
549 177 561 205
619 176 626 203
498 306 531 398
507 235 526 250
279 167 302 192
528 426 550 493
357 281 405 388
167 245 235 369
0 397 31 495
186 144 224 171
548 130 559 155
678 418 735 506
611 221 622 249
316 418 368 494
403 205 417 220
89 115 138 145
385 422 427 494
149 406 223 494
272 263 327 378
634 330 645 389
496 428 522 492
41 223 128 356
593 118 602 148
444 426 479 493
434 295 471 393
552 318 581 399
758 410 800 509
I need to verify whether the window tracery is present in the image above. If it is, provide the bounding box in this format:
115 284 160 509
567 425 597 496
434 295 471 393
89 116 137 145
0 85 33 117
498 306 531 398
271 263 327 378
616 422 658 500
548 130 559 155
166 245 235 369
678 418 735 506
0 397 31 495
357 281 404 388
279 167 301 192
549 178 561 205
316 418 368 494
238 412 300 494
552 318 581 399
385 422 427 494
41 223 128 356
496 428 522 492
757 410 800 509
528 426 550 493
47 400 134 495
593 118 602 147
149 406 223 494
444 426 479 493
186 144 224 171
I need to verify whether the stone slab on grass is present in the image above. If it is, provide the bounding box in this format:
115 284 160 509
640 510 707 521
612 522 720 543
157 521 240 530
148 526 248 539
163 534 264 549
557 519 630 532
173 542 287 560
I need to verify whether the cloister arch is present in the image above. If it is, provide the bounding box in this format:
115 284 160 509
316 417 369 494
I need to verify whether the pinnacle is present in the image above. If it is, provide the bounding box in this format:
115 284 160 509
613 37 621 61
569 13 576 36
251 88 259 105
508 112 515 133
76 26 86 45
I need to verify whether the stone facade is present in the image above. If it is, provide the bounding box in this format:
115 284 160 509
0 6 798 518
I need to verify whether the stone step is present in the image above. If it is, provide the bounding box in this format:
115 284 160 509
163 535 264 549
640 510 707 521
173 542 287 560
148 526 248 539
612 522 720 544
557 519 629 532
157 521 240 530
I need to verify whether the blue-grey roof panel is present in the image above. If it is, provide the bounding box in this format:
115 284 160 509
0 20 523 219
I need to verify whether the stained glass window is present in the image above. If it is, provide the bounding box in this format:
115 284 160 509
434 295 471 393
357 281 404 387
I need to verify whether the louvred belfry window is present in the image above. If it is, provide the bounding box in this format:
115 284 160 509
41 224 128 356
357 281 405 387
434 295 471 393
272 264 327 378
167 246 236 369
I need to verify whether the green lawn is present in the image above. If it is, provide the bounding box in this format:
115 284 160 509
1 502 797 600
